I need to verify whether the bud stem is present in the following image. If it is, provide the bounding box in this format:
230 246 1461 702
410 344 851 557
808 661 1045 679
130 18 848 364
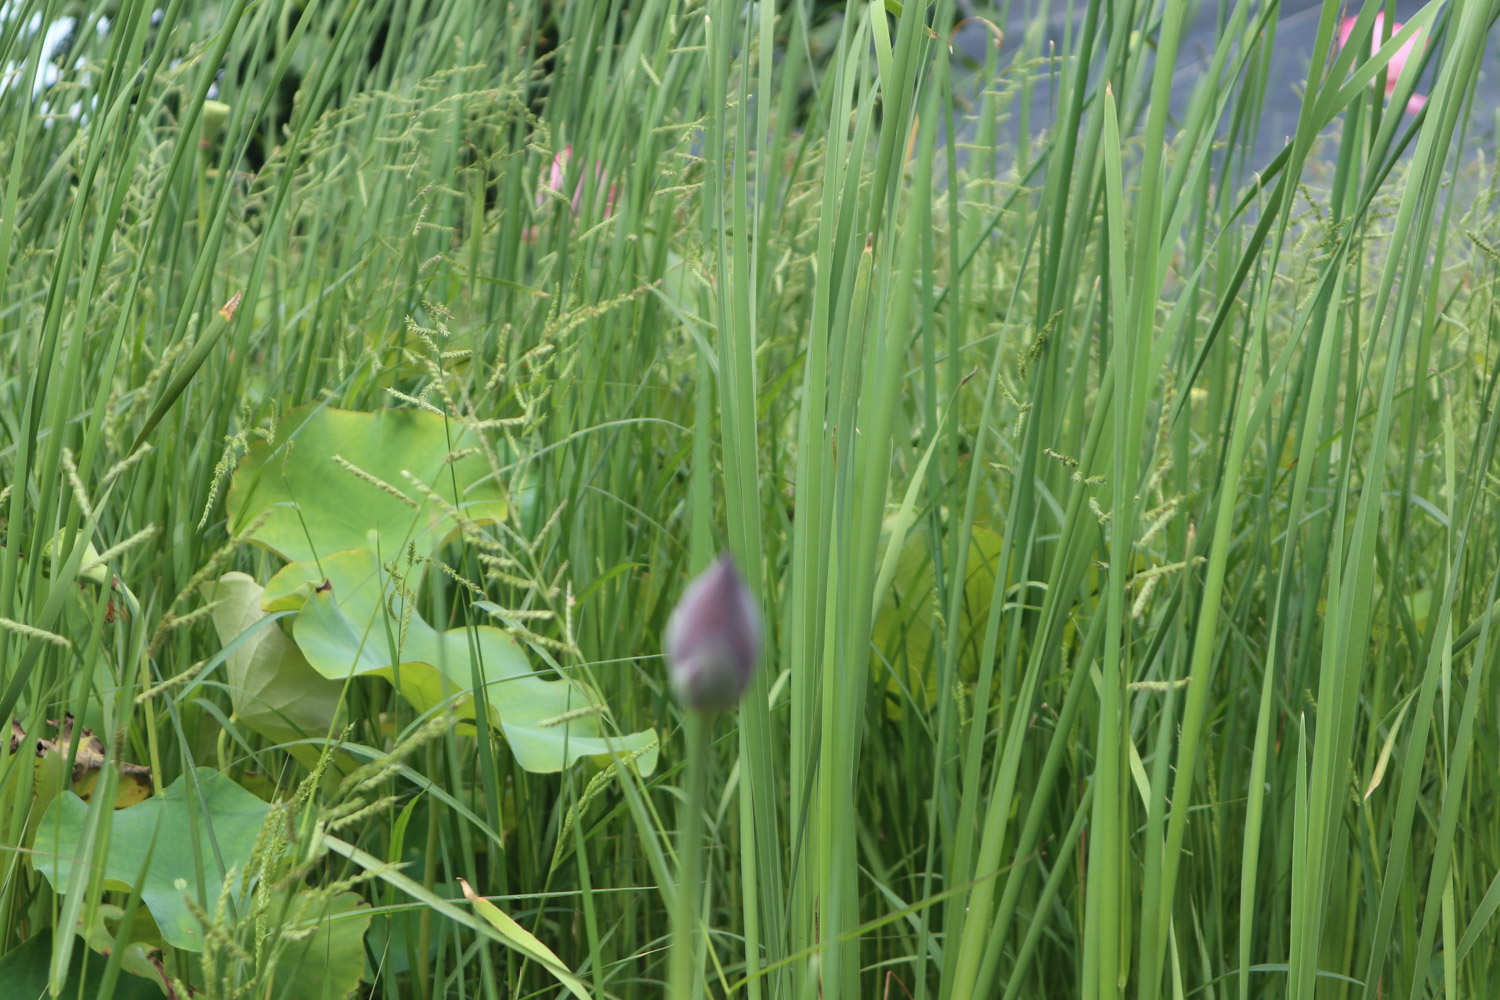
669 712 710 999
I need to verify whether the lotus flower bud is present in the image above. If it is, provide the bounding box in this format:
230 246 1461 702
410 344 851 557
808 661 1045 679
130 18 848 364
664 555 762 712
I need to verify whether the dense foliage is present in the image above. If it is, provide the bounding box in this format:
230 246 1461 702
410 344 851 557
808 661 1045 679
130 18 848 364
1 1 1498 997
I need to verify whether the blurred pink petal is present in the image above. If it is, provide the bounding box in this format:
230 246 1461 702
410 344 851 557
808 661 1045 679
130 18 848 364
535 145 616 217
1335 13 1427 113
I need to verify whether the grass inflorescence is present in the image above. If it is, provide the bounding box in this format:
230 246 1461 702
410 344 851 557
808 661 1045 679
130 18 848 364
1 1 1498 997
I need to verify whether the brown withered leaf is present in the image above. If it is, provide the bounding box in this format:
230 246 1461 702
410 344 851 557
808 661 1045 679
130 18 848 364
10 714 153 809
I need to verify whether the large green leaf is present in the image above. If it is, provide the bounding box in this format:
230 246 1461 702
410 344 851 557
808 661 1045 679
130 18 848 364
873 522 1006 710
33 769 271 952
227 405 509 569
0 931 162 1000
262 548 659 775
269 891 372 1000
202 571 345 747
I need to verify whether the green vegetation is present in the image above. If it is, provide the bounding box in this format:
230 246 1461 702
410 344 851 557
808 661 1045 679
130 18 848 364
2 0 1498 996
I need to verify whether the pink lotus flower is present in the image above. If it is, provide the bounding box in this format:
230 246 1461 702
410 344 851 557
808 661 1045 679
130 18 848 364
1336 13 1427 115
524 146 617 242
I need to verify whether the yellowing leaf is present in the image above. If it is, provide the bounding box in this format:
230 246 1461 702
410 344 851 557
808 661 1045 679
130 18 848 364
1365 694 1415 800
11 715 153 809
873 522 1005 711
458 878 589 1000
202 572 345 747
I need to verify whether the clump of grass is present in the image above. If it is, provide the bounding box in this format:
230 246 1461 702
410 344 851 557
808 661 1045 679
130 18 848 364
2 1 1499 997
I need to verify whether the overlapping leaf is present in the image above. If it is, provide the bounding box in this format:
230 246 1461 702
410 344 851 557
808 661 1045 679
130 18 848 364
227 404 510 570
262 549 658 775
268 891 372 1000
33 770 270 952
873 522 1005 710
0 931 161 1000
202 572 345 747
221 405 652 775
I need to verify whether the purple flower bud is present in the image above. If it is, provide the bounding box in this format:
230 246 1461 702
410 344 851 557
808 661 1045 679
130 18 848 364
664 554 762 712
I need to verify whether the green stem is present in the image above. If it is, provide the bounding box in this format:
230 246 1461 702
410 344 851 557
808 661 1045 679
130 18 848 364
670 711 710 999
